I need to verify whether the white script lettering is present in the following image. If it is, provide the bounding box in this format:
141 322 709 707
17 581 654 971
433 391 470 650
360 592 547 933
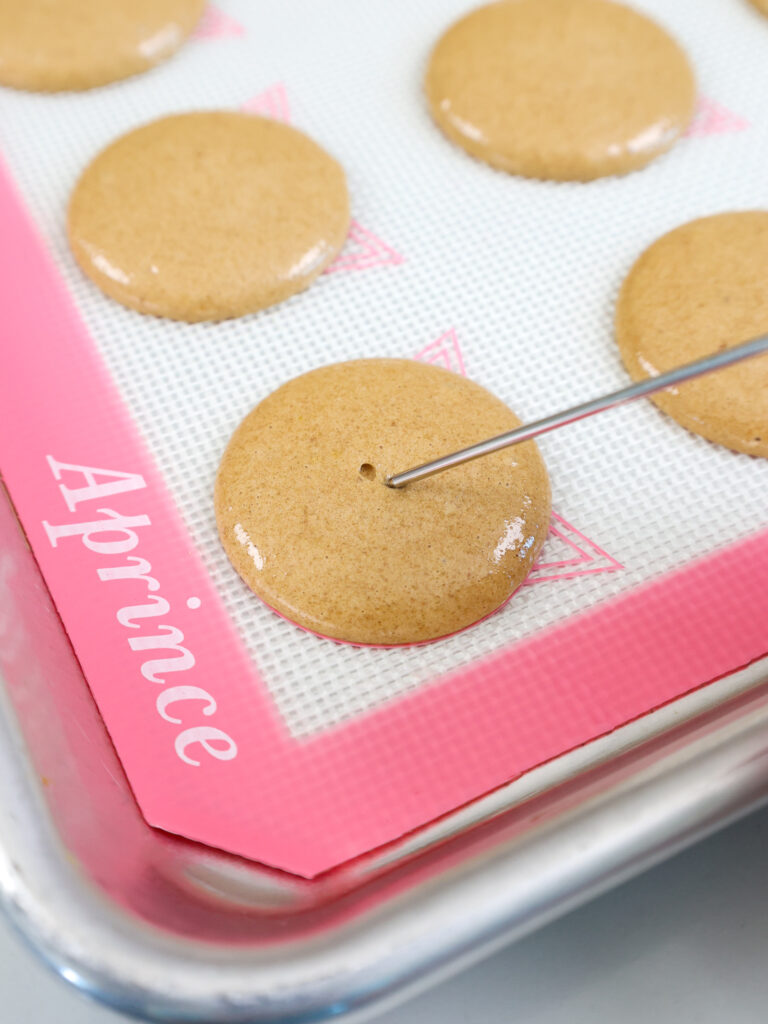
43 459 237 766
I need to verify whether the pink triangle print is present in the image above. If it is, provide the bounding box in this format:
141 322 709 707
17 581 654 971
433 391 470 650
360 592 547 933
193 5 245 39
324 220 404 274
525 512 623 585
685 95 749 137
242 83 291 123
415 328 466 375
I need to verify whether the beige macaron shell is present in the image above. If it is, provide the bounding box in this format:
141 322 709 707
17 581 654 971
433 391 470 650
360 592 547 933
616 212 768 458
750 0 768 15
67 112 350 322
425 0 696 181
215 359 552 646
0 0 206 92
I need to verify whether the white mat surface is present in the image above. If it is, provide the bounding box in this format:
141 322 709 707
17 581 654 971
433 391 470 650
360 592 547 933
1 0 766 736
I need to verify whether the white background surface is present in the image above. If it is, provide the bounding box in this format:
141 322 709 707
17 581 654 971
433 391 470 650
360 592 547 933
2 804 768 1023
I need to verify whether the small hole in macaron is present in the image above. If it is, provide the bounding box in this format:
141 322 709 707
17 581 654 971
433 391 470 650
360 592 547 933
359 463 376 481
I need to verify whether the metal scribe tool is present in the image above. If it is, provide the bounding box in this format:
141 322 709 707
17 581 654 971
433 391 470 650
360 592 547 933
386 334 768 489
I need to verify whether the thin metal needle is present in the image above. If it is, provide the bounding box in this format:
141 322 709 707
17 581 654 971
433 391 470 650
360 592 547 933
385 333 768 489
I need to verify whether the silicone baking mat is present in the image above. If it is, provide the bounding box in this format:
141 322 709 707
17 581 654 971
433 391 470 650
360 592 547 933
0 0 767 877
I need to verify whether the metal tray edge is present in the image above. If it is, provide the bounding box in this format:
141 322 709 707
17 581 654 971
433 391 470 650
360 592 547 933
2 667 768 1023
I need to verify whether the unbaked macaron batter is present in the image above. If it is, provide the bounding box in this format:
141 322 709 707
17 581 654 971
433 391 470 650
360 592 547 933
616 211 768 458
68 111 350 322
0 0 205 92
215 359 551 645
425 0 696 181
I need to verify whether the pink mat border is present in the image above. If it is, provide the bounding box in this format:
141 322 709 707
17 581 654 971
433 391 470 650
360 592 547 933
1 157 766 878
